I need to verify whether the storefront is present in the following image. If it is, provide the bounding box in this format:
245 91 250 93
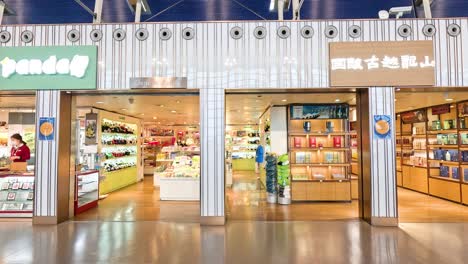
0 94 36 218
1 18 467 225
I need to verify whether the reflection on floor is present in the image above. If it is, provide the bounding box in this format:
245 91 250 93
398 187 468 223
73 176 199 222
226 171 359 221
227 171 468 222
1 221 467 263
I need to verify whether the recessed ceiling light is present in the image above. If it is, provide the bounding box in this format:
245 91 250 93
396 88 401 91
394 99 397 102
121 108 127 111
446 98 453 101
450 105 455 108
153 116 157 119
171 110 177 113
96 101 104 104
160 104 165 107
157 122 161 124
176 100 181 103
282 99 287 102
335 99 340 102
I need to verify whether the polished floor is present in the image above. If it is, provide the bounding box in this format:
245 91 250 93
226 170 468 222
0 221 467 263
73 176 200 222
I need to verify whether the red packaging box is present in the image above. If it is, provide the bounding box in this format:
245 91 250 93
309 137 317 148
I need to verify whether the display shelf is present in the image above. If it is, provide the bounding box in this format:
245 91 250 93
428 160 459 166
429 175 460 183
428 144 458 149
288 104 351 202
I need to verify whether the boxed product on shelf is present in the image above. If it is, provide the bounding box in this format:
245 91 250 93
464 168 468 182
462 151 468 162
440 166 449 177
452 167 459 180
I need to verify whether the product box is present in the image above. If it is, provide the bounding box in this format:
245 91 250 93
294 137 302 148
448 150 459 161
440 166 449 177
432 120 441 131
333 137 342 148
433 149 446 160
437 134 448 145
448 134 458 145
452 167 460 180
309 137 317 148
462 151 468 162
464 169 468 182
444 119 456 130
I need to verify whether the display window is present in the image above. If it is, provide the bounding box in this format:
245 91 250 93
0 95 36 218
72 93 200 222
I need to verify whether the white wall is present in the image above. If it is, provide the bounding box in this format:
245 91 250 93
270 106 288 156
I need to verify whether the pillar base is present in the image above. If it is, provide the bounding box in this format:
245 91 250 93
371 217 398 227
33 216 58 225
200 216 225 226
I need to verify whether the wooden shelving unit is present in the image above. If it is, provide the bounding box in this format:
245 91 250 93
288 104 351 202
396 101 468 205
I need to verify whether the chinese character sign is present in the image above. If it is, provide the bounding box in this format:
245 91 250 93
329 41 435 87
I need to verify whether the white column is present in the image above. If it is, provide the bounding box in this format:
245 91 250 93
200 87 225 225
135 0 142 23
358 87 398 226
93 0 103 23
33 91 71 225
0 2 5 25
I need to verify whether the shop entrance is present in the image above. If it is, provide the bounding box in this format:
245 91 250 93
395 89 468 223
225 91 360 221
71 92 200 222
0 94 36 219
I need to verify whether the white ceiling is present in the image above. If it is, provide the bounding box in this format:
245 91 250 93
75 95 199 125
395 91 468 112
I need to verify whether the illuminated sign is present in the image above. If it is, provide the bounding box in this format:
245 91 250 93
329 41 435 87
0 46 97 90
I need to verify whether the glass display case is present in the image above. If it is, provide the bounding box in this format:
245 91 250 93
0 172 34 217
74 170 99 214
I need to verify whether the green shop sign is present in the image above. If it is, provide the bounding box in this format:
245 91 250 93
0 46 97 90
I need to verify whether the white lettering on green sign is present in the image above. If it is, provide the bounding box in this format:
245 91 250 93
0 55 90 79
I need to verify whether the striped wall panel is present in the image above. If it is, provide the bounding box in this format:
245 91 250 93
368 88 397 218
34 90 60 217
1 19 467 89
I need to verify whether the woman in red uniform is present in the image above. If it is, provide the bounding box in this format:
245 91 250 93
10 134 31 162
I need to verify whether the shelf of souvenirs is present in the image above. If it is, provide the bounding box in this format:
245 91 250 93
160 146 200 154
102 159 137 173
101 119 136 135
289 131 350 136
427 129 458 134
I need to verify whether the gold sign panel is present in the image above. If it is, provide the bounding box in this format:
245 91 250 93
329 41 435 87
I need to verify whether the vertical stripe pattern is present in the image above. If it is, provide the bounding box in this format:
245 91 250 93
34 90 61 217
0 19 466 219
368 87 397 218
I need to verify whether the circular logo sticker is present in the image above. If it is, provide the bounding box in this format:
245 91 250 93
40 122 54 136
374 115 391 139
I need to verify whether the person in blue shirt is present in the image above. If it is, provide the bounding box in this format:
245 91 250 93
255 140 264 174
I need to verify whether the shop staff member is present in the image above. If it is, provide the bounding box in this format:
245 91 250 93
255 140 264 174
10 134 31 162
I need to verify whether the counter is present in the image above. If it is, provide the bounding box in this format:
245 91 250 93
0 171 35 218
159 177 200 201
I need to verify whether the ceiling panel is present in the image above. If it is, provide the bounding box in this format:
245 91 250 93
3 0 466 25
75 94 200 126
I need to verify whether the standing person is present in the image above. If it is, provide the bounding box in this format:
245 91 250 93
255 140 264 174
10 133 31 162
